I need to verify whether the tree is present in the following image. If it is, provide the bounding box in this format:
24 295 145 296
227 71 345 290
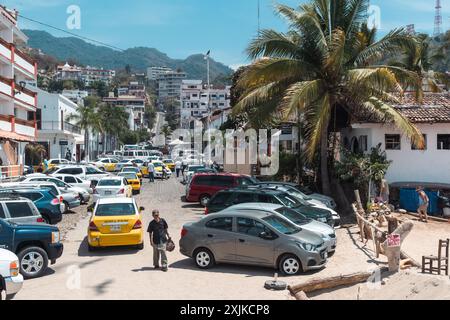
25 143 47 166
234 0 423 195
98 103 130 150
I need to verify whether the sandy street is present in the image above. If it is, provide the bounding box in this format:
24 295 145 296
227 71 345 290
13 176 449 300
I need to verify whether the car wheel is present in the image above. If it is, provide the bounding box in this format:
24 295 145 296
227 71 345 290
279 254 302 276
63 201 69 213
194 248 215 269
136 243 144 250
18 246 49 279
199 195 211 207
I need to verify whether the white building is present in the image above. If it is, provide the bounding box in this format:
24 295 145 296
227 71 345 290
180 80 231 128
157 70 186 104
26 84 84 162
341 92 450 184
61 89 89 105
147 66 173 81
0 6 38 168
55 63 115 87
103 94 146 130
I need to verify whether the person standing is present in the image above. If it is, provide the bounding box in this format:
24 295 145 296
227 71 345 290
416 186 429 223
175 160 182 178
147 210 169 271
147 161 155 183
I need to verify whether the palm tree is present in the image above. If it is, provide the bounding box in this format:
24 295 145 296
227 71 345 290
98 103 130 151
234 0 424 195
25 143 47 165
391 34 443 103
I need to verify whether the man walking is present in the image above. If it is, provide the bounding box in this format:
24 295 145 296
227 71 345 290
175 159 182 178
147 210 169 271
416 186 429 223
147 161 155 183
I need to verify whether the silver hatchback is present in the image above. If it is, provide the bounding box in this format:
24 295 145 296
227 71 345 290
179 210 328 275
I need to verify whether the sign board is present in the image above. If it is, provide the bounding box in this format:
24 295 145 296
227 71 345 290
59 140 69 146
387 234 401 247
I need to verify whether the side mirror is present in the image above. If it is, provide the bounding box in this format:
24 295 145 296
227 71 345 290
259 231 272 240
139 206 145 212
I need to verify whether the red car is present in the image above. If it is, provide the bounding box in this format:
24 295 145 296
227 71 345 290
186 173 256 206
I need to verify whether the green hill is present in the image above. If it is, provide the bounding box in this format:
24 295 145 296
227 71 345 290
23 30 234 82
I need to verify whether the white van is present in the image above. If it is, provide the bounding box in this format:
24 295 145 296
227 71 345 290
122 150 149 160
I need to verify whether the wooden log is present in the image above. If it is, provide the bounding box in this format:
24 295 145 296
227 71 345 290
354 190 363 210
382 221 414 272
386 216 399 234
401 250 421 268
401 211 450 223
288 271 374 294
293 291 311 300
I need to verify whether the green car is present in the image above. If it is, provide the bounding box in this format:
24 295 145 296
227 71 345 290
206 187 334 226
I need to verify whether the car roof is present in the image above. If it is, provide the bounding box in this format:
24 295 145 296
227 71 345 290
194 172 246 177
97 197 135 205
206 209 273 220
0 195 32 201
223 202 282 212
221 187 283 195
99 176 123 181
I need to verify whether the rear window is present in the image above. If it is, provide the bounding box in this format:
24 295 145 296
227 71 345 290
18 192 43 202
209 192 231 205
212 176 234 187
6 202 34 218
95 203 136 216
233 192 256 204
194 176 211 186
0 205 5 219
119 174 138 180
98 180 122 187
205 217 233 231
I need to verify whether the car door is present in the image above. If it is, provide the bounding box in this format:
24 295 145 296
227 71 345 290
203 217 236 262
235 217 275 266
0 219 14 251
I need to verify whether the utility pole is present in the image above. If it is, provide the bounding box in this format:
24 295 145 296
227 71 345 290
434 0 443 37
205 50 211 163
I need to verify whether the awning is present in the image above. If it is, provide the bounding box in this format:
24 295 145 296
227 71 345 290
0 130 35 142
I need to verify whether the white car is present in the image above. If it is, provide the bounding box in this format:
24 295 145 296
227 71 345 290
45 165 111 184
52 174 93 194
0 249 23 300
93 177 133 203
223 203 337 253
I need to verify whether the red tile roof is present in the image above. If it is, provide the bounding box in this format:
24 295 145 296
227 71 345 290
393 92 450 123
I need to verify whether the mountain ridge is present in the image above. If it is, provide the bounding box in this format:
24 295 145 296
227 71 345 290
23 30 234 82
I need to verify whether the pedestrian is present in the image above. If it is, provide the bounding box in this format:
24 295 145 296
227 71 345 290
416 186 429 223
147 161 155 183
162 165 168 180
147 210 169 272
43 158 49 172
175 159 182 178
181 158 188 175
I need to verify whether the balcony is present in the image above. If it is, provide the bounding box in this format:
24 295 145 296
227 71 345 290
14 48 37 79
0 75 12 98
0 75 37 109
38 121 82 135
0 37 12 62
14 117 36 137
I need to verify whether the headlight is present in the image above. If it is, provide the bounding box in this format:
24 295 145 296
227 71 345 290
10 260 19 277
51 231 60 243
296 241 319 252
317 217 327 223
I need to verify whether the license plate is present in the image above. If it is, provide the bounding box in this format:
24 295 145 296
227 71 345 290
105 191 112 195
110 225 121 232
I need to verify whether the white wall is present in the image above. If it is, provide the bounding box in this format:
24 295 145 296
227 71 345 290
343 123 450 184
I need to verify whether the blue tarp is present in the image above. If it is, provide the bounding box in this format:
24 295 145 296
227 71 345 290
399 188 439 215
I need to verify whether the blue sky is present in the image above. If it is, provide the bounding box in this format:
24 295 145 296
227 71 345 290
3 0 448 69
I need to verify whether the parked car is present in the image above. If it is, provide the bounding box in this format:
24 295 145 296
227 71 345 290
1 182 79 214
185 173 260 206
206 187 335 227
0 219 63 279
184 165 206 181
45 165 110 184
87 198 144 251
220 203 337 253
20 175 90 204
256 181 337 209
185 168 218 186
52 174 93 194
0 248 23 300
179 210 327 275
93 177 133 203
0 195 44 225
120 166 143 181
91 158 119 172
252 184 341 226
46 159 70 169
163 159 176 171
117 172 141 195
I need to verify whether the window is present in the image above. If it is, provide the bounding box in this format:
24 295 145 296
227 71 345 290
212 176 234 187
6 202 34 218
194 176 211 186
237 218 269 237
385 134 401 150
437 134 450 150
0 204 5 219
86 167 102 174
209 193 231 205
359 135 368 152
232 192 256 204
257 194 277 203
95 203 136 217
18 192 43 202
237 177 254 186
60 168 83 175
64 176 77 184
205 217 233 231
411 134 427 150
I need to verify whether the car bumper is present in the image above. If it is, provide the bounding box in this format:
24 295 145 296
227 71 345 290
88 230 143 247
49 213 63 224
301 249 328 272
324 237 337 253
47 243 64 263
4 274 23 298
93 193 128 202
131 184 141 191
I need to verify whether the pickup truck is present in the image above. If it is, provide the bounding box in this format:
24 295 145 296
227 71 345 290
0 248 23 300
0 219 63 279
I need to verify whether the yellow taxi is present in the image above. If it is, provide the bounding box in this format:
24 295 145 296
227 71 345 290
118 172 141 194
163 159 176 171
120 166 143 181
87 198 144 251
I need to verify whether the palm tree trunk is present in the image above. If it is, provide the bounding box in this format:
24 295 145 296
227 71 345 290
84 130 89 162
320 123 331 196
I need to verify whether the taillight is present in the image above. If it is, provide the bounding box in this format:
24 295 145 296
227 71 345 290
51 198 60 205
37 217 44 223
133 220 142 229
181 228 188 238
10 261 19 277
89 221 99 231
204 207 209 215
59 196 64 203
118 189 125 194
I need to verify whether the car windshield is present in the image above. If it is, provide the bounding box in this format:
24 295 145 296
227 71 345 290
262 215 301 235
119 174 137 180
286 188 312 201
95 203 136 216
248 176 260 184
276 193 304 208
153 162 163 167
275 207 311 225
122 167 138 172
298 186 314 195
119 160 130 163
98 179 122 187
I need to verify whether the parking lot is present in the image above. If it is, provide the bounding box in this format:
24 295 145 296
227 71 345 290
13 175 391 300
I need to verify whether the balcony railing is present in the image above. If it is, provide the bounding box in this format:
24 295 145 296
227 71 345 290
14 47 37 77
14 85 36 107
38 121 82 135
0 37 12 61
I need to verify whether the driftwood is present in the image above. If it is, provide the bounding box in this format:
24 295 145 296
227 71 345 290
382 221 414 272
401 211 450 223
288 272 373 294
386 216 399 234
294 291 311 300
